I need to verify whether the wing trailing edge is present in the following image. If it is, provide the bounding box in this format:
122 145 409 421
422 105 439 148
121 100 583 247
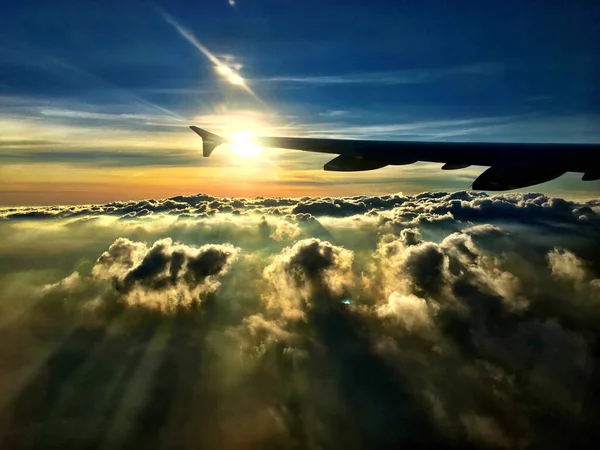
324 155 389 171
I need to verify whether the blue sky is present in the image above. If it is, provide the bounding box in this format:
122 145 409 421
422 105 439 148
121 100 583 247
1 0 599 204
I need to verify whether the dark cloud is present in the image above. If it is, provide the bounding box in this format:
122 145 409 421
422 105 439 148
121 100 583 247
367 223 599 448
89 237 239 309
0 148 207 167
1 191 599 449
262 238 354 313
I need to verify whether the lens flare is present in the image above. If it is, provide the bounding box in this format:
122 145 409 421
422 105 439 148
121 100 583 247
227 73 244 86
158 8 265 104
216 65 232 76
216 66 245 86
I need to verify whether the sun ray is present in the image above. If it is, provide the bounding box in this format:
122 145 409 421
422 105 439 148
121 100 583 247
157 8 267 107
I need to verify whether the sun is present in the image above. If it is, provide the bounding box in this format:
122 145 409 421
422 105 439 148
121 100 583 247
228 131 260 157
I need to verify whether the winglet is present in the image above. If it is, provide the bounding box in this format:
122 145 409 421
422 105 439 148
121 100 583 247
189 126 226 157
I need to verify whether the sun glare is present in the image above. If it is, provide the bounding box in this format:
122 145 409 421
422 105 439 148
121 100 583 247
228 131 260 157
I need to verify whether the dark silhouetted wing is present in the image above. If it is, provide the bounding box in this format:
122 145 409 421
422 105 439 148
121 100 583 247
190 126 600 191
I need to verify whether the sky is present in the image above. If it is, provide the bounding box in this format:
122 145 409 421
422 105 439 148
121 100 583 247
1 0 599 205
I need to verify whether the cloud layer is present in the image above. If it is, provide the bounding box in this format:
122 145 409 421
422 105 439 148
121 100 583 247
1 191 599 449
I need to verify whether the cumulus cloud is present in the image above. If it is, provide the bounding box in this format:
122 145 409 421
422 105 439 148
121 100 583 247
263 238 354 311
548 248 590 283
40 237 238 315
1 191 599 449
376 292 436 334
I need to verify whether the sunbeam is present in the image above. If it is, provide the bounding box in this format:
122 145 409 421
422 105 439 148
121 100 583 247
157 8 267 107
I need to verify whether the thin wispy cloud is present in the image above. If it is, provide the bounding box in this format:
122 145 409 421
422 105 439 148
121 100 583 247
39 108 185 125
260 63 503 85
0 41 188 122
319 110 351 117
0 149 204 167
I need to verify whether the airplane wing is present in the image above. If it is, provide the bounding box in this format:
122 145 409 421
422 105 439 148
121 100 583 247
189 126 600 191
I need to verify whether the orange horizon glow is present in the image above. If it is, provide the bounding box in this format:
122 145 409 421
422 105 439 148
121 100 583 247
0 161 414 206
2 107 599 207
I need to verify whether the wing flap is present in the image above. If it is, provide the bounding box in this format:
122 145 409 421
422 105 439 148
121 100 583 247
324 155 389 171
472 166 566 191
582 171 600 181
442 163 471 170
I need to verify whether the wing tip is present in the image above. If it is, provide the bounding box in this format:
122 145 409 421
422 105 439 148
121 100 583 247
189 126 226 157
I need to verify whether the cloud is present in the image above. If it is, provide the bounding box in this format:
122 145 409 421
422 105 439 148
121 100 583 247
39 108 184 124
260 63 503 86
0 190 599 448
262 238 354 312
548 248 589 283
95 237 237 302
0 148 205 167
39 237 239 313
5 190 597 228
376 292 435 334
